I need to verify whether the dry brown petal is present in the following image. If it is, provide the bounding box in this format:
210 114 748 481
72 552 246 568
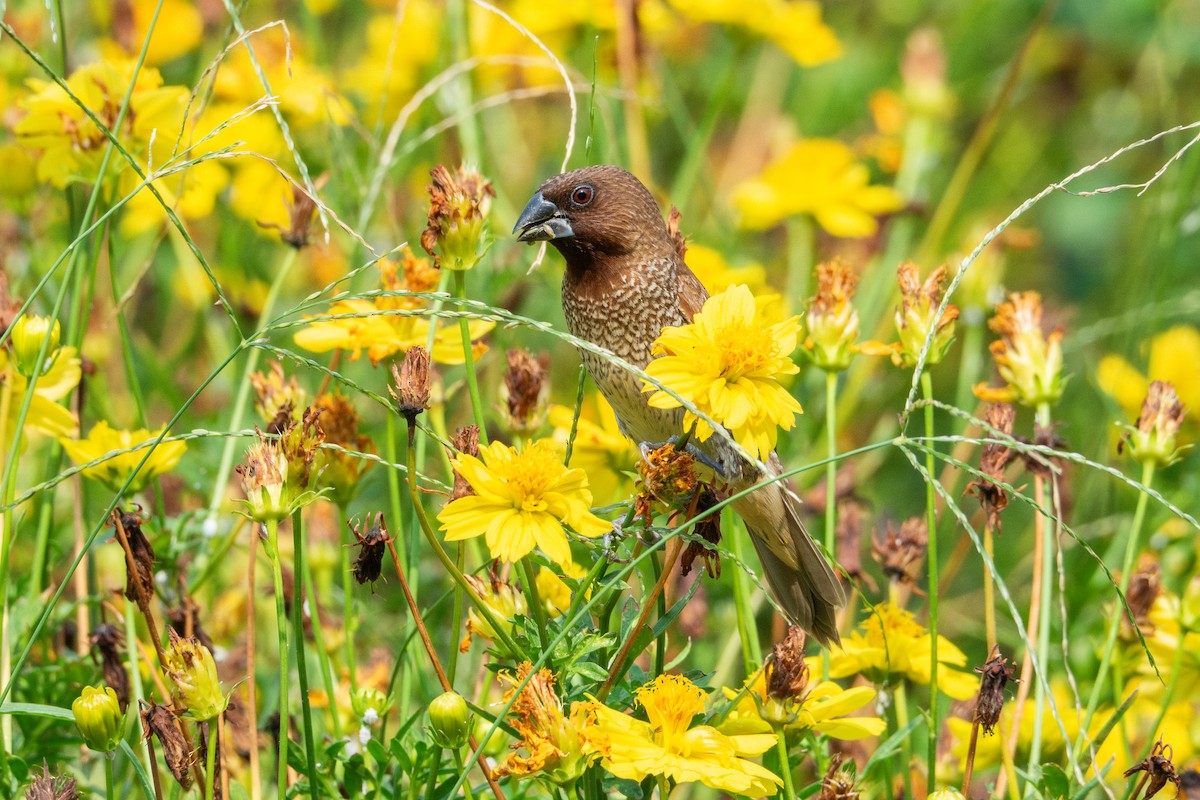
448 425 481 501
872 516 927 586
391 346 432 419
141 701 195 790
765 626 810 701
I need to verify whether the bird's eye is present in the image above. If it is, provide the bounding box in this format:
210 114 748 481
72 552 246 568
571 184 594 206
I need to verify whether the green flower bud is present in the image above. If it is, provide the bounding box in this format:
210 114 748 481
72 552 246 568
428 691 471 749
72 685 123 752
163 630 226 721
351 687 392 726
10 315 61 377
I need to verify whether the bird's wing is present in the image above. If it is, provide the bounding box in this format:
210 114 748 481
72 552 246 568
676 260 709 322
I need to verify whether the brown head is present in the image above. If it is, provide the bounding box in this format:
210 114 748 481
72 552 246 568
513 165 675 276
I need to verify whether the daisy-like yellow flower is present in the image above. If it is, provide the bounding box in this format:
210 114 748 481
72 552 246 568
643 284 802 460
549 395 638 506
0 348 80 443
824 602 978 699
493 663 606 787
1097 325 1200 428
437 440 610 567
60 422 186 494
15 59 187 188
686 244 786 324
732 138 903 236
974 291 1065 408
666 0 841 67
720 672 885 740
294 252 494 365
591 674 782 797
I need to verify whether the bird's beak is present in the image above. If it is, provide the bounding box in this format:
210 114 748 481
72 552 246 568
513 191 574 243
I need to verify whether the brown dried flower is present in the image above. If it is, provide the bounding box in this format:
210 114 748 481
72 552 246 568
257 177 325 249
634 443 698 527
818 753 860 800
975 291 1065 408
965 403 1016 532
167 596 216 654
278 405 326 493
679 487 722 579
420 164 495 271
805 259 861 372
348 513 391 586
448 425 481 501
835 499 870 590
89 624 129 712
973 645 1016 736
315 390 376 507
391 345 432 420
23 761 79 800
111 505 155 603
501 349 550 434
1123 554 1162 638
872 516 927 586
141 701 195 790
765 626 810 701
250 362 307 432
1120 380 1189 467
1124 739 1179 799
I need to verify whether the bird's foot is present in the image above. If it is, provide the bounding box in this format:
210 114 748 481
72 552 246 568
637 439 725 476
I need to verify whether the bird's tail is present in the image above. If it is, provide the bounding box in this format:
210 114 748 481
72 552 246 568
732 473 845 647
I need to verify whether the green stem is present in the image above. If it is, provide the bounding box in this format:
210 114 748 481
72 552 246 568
727 513 761 678
447 542 466 684
774 731 796 800
453 748 475 800
984 524 997 651
894 680 916 800
338 503 358 693
204 722 217 800
1076 459 1156 766
290 511 320 799
1028 402 1055 773
520 556 550 651
920 371 940 784
105 752 116 800
823 371 838 678
452 270 488 443
265 519 291 794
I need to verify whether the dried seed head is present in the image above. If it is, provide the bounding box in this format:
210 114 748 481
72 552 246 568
163 629 226 722
391 346 432 420
765 626 810 701
976 291 1066 408
805 259 861 372
110 505 156 603
448 425 481 501
893 261 959 368
278 405 326 492
89 624 129 711
835 499 867 587
24 762 79 800
141 701 194 790
872 516 927 586
634 443 698 527
236 430 289 522
250 362 307 431
973 645 1016 735
500 348 550 434
420 164 495 271
818 753 860 800
1120 380 1189 467
1124 739 1179 799
348 513 391 586
966 403 1016 532
680 487 722 579
1124 554 1162 638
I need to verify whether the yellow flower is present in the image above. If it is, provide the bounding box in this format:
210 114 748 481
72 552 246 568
9 315 61 377
72 685 123 752
591 674 782 797
163 630 226 721
60 422 186 493
294 253 494 365
643 284 803 460
686 244 786 323
536 561 588 616
803 259 861 372
861 261 959 368
732 138 903 236
99 0 203 65
437 440 610 567
1097 325 1200 428
345 5 442 124
548 395 638 507
824 602 978 699
667 0 841 67
0 348 80 443
493 663 606 787
460 573 527 653
720 672 885 740
974 292 1065 408
15 59 187 188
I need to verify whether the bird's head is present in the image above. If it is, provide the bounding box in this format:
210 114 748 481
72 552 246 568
513 165 670 267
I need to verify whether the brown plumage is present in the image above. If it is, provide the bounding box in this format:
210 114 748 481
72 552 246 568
514 165 845 645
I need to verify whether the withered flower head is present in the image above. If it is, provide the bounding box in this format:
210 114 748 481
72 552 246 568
500 348 551 434
448 425 481 501
235 429 289 523
975 291 1065 408
250 362 307 432
973 645 1016 736
279 405 326 493
163 628 226 722
805 259 861 372
167 596 215 653
634 442 698 527
89 624 129 712
316 391 376 506
1120 380 1189 468
141 701 194 790
872 516 927 586
1124 739 1179 799
110 505 155 604
680 487 722 579
818 753 860 800
666 205 688 262
420 164 495 271
257 178 324 249
391 345 432 421
24 762 79 800
1123 554 1162 638
965 403 1016 532
348 513 391 586
765 626 810 701
891 261 958 368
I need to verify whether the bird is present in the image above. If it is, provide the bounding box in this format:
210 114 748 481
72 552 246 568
513 164 845 646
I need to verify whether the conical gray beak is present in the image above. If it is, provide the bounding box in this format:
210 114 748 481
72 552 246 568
513 191 574 243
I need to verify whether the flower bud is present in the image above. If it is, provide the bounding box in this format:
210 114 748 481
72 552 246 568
1121 380 1188 467
976 291 1065 408
460 573 527 654
420 164 495 272
72 685 123 752
351 687 392 726
236 430 290 522
893 262 958 368
928 790 967 800
428 691 471 749
391 346 432 420
163 629 226 721
10 315 61 377
804 260 860 372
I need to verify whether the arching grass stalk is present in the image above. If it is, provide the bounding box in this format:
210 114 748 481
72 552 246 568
261 518 291 795
1076 459 1156 769
920 371 941 784
289 510 319 800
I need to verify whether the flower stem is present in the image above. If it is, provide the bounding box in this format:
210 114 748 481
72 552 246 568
775 731 797 800
823 370 838 679
452 269 488 443
920 370 941 784
893 680 916 800
983 523 998 651
1028 402 1055 772
105 752 116 800
204 722 217 800
1076 459 1156 767
264 519 291 795
290 510 320 798
519 556 550 650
